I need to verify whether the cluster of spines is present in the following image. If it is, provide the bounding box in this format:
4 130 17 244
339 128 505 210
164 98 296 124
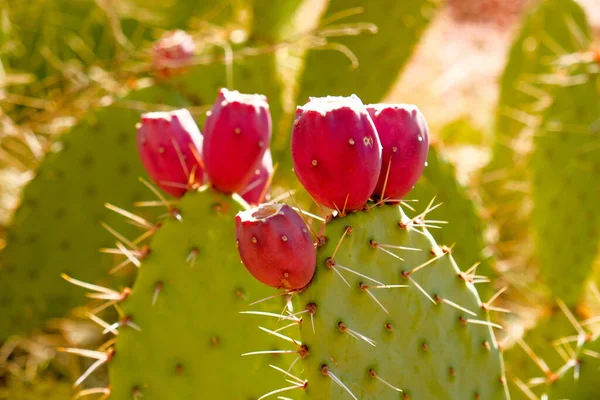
511 286 600 399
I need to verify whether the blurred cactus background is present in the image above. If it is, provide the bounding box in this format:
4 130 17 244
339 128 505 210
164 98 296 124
0 0 599 398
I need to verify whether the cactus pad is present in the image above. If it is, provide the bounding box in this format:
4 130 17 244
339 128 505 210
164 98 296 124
0 85 188 340
480 0 590 262
255 203 509 399
107 188 289 399
530 63 599 306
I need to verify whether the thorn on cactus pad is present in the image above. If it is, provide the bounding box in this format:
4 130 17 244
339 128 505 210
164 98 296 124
368 368 403 392
338 321 376 347
320 364 358 400
434 295 477 317
152 281 163 306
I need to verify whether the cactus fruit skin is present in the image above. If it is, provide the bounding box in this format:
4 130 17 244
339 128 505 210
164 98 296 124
291 95 382 212
108 188 289 399
251 203 509 399
136 109 204 198
136 108 204 197
366 104 430 200
236 203 316 290
241 149 274 205
0 86 188 340
151 30 196 78
202 89 272 194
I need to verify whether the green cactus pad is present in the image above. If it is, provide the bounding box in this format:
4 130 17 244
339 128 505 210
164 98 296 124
108 188 290 399
251 0 304 41
480 0 590 260
0 85 188 340
410 144 494 283
530 64 599 306
257 203 509 399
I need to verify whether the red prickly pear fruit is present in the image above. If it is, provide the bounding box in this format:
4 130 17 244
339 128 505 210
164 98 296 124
240 149 274 205
202 89 272 194
136 109 204 198
366 104 430 201
291 95 382 212
151 30 195 78
235 203 316 290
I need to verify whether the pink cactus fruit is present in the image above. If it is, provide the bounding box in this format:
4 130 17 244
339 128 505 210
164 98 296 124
136 109 204 198
291 95 382 212
366 104 430 200
236 203 316 290
202 88 272 194
151 30 195 77
240 149 274 205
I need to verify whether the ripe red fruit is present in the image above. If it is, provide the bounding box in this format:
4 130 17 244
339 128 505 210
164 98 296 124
151 30 195 78
235 203 316 290
202 89 272 194
240 149 274 206
291 95 382 212
366 104 429 200
136 109 204 197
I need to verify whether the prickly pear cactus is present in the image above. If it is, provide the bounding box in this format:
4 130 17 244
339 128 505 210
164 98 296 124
254 203 509 399
530 61 599 307
0 85 188 340
480 0 590 261
106 188 289 399
410 144 494 282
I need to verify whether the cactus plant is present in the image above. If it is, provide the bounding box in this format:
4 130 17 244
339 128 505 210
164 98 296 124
90 188 290 399
0 85 188 340
246 201 509 399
